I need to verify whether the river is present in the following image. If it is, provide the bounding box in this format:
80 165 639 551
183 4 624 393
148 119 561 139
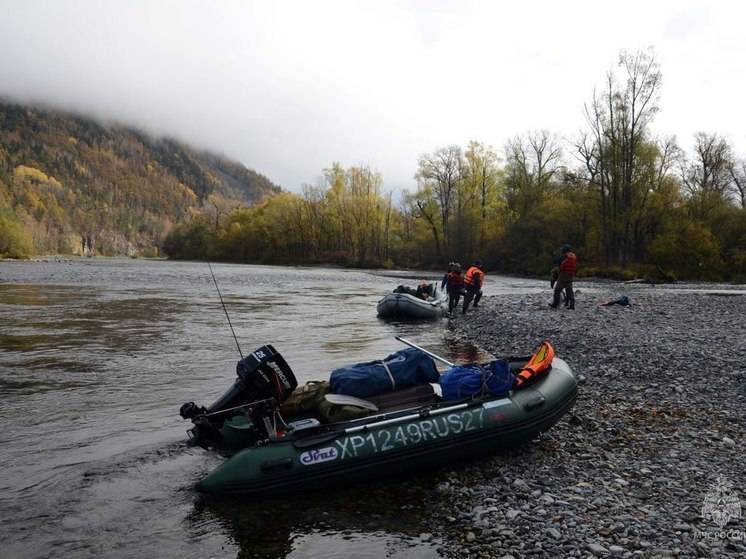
1 258 558 559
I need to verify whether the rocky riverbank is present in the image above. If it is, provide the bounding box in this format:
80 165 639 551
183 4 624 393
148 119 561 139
433 285 745 558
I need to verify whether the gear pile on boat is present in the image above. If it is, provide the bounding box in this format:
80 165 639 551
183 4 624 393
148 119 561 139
180 340 577 495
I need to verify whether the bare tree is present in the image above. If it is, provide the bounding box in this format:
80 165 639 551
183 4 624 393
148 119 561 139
681 133 732 195
415 145 464 254
504 130 563 219
680 132 734 218
654 136 682 191
729 159 746 208
579 48 662 267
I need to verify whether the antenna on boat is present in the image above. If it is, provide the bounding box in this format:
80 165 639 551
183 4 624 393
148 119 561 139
207 261 243 359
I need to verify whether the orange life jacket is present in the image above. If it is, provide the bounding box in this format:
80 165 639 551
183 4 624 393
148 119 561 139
463 266 484 288
514 341 555 388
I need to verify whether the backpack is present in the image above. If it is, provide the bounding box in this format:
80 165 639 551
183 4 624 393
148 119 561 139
279 381 330 417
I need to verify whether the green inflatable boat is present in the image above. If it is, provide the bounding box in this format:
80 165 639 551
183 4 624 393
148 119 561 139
180 344 577 496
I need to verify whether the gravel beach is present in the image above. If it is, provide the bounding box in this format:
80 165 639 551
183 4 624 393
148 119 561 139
433 284 746 558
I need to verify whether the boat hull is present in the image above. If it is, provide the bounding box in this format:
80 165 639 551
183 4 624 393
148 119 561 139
376 293 444 320
197 358 577 495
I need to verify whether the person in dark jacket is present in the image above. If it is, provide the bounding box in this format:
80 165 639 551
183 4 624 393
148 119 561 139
549 262 567 305
550 266 559 289
441 262 455 290
462 260 485 314
415 281 434 300
441 262 464 314
549 245 577 309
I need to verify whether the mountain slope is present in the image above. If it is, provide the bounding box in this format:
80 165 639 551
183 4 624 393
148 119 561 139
0 101 280 257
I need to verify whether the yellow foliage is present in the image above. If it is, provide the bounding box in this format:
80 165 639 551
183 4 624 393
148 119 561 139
14 165 49 183
75 162 90 177
0 179 8 207
13 165 63 189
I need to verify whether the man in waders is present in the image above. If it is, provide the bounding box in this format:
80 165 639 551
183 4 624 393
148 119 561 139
549 245 576 309
462 260 485 314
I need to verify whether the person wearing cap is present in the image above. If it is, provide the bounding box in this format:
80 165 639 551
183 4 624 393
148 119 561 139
462 260 485 314
549 245 577 309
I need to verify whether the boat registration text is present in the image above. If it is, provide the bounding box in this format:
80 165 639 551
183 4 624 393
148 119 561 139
334 408 486 460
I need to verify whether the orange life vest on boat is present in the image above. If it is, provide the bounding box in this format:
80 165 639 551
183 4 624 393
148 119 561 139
463 266 484 288
514 341 555 388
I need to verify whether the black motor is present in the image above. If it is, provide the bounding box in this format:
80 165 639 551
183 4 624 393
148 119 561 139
180 345 298 447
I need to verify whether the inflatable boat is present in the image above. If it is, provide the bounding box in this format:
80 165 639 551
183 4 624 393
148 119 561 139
180 343 577 496
376 286 446 320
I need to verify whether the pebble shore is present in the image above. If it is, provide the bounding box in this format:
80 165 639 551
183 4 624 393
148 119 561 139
431 285 745 558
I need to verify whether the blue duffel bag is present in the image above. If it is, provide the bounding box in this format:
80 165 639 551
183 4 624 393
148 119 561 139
439 359 515 401
330 348 439 398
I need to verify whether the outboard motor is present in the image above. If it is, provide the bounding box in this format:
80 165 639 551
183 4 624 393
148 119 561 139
180 345 298 448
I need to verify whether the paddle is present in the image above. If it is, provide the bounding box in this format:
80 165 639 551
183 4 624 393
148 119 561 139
394 336 455 367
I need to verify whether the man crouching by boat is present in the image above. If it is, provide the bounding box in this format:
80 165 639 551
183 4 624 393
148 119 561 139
462 260 485 314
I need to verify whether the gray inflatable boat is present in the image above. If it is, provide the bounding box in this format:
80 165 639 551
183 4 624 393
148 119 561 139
376 287 446 320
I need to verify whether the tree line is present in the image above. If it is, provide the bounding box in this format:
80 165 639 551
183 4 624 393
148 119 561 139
165 50 745 282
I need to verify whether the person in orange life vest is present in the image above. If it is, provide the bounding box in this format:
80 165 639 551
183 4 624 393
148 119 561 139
462 260 485 314
441 262 464 314
549 245 577 309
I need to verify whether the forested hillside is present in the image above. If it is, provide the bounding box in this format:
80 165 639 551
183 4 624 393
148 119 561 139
164 50 746 282
0 101 280 257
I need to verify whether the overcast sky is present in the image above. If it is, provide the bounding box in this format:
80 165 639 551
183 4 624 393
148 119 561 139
1 0 744 192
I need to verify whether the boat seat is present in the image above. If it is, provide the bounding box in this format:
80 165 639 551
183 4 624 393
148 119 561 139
367 384 440 412
287 417 322 433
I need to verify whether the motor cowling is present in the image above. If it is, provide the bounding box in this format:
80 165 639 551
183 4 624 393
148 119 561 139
180 345 298 448
235 345 297 404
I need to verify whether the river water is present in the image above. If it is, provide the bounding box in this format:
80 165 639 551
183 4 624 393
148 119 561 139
0 258 556 559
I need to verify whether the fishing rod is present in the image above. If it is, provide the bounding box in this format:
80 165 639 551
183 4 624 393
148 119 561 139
207 261 243 359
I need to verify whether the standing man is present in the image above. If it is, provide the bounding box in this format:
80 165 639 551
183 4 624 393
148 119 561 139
462 260 485 314
550 245 577 310
441 262 464 314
